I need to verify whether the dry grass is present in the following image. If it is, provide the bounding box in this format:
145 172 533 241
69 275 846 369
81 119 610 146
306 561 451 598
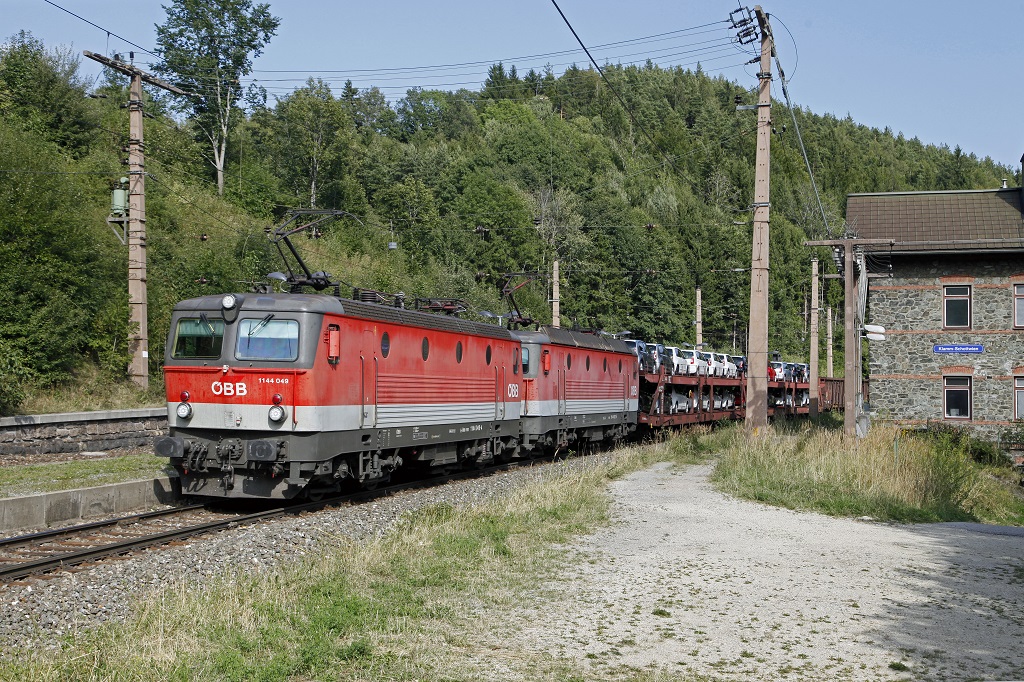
711 422 1024 524
16 363 164 416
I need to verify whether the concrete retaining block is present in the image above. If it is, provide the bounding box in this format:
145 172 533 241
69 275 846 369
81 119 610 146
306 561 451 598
0 476 180 534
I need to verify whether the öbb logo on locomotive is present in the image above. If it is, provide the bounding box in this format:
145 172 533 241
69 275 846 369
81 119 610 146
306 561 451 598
211 381 248 396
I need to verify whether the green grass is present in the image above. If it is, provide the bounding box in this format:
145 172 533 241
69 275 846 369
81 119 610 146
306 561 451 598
710 421 1024 525
0 438 711 682
0 453 169 498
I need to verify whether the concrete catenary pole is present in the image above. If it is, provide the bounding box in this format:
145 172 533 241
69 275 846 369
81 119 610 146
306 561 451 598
695 286 703 347
827 306 834 377
744 6 773 431
552 260 560 328
844 244 857 436
809 258 820 417
83 52 184 389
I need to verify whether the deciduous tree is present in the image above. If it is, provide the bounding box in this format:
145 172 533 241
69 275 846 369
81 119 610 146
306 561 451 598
153 0 280 195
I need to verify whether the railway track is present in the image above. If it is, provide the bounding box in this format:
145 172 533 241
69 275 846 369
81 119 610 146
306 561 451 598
0 460 529 583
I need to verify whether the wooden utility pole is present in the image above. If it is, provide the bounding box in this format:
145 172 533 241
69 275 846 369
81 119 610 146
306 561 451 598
695 286 703 346
826 307 834 377
551 260 560 328
745 5 773 431
809 258 819 417
84 52 185 389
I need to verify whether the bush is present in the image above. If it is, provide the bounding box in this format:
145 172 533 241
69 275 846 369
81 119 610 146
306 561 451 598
0 338 34 414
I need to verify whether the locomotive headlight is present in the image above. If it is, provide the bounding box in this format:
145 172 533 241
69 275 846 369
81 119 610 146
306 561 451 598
175 402 193 419
268 404 287 423
221 294 238 310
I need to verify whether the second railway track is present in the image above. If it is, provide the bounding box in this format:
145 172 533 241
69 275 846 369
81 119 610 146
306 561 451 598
0 459 530 583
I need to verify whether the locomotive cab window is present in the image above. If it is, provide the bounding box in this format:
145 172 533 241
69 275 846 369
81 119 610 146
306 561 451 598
522 347 531 375
513 348 519 375
236 318 299 361
172 317 225 359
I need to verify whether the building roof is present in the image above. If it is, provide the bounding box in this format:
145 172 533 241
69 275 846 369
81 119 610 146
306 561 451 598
845 187 1024 253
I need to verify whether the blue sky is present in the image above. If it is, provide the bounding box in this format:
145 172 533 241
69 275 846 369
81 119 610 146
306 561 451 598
5 0 1023 170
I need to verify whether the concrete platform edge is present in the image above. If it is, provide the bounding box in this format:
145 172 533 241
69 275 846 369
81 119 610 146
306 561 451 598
1 477 181 534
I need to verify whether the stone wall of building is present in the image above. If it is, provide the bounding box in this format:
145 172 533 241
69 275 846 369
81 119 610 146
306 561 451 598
868 254 1024 440
0 408 167 456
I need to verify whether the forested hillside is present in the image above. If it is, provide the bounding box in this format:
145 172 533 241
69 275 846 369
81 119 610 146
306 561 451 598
0 30 1017 414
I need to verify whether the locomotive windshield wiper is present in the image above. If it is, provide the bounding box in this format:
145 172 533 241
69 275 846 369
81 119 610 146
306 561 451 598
249 313 275 336
199 312 215 336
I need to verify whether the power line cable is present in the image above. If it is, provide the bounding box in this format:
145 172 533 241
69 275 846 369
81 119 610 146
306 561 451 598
40 0 159 58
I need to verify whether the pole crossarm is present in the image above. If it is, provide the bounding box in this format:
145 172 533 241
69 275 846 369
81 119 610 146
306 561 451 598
804 238 897 247
83 51 187 95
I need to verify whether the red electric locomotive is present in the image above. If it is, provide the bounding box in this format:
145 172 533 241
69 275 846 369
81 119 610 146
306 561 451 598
515 327 639 454
156 291 526 498
155 290 640 500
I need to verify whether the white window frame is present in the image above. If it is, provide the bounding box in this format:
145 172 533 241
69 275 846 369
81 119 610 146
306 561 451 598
1014 284 1024 329
1015 377 1024 420
942 285 971 329
943 375 972 420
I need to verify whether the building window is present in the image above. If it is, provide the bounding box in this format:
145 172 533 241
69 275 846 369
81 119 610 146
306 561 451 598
944 376 971 419
943 285 971 329
1016 377 1024 419
1015 284 1024 328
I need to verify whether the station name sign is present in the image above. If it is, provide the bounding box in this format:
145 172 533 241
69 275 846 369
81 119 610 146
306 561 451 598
933 344 984 354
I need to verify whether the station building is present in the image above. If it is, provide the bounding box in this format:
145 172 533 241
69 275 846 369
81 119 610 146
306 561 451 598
846 181 1024 439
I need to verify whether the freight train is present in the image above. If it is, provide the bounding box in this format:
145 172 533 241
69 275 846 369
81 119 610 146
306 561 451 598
154 212 814 500
154 291 642 499
154 287 820 500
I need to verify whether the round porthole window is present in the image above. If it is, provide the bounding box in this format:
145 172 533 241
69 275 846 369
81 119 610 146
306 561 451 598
567 353 572 370
604 358 608 372
381 332 390 358
456 340 463 363
619 359 622 373
586 356 591 371
486 345 492 365
421 337 429 361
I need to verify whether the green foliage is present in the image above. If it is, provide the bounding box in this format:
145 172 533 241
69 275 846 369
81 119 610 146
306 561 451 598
3 31 1021 413
153 0 281 194
0 31 98 153
0 337 33 414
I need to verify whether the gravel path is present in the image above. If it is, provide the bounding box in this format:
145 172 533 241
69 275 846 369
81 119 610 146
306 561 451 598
513 462 1024 681
5 454 1024 681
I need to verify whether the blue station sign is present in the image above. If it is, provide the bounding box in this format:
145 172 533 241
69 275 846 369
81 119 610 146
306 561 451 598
933 344 984 354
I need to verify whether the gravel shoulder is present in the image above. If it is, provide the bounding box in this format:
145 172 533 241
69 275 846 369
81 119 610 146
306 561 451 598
4 454 1024 681
510 462 1024 681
